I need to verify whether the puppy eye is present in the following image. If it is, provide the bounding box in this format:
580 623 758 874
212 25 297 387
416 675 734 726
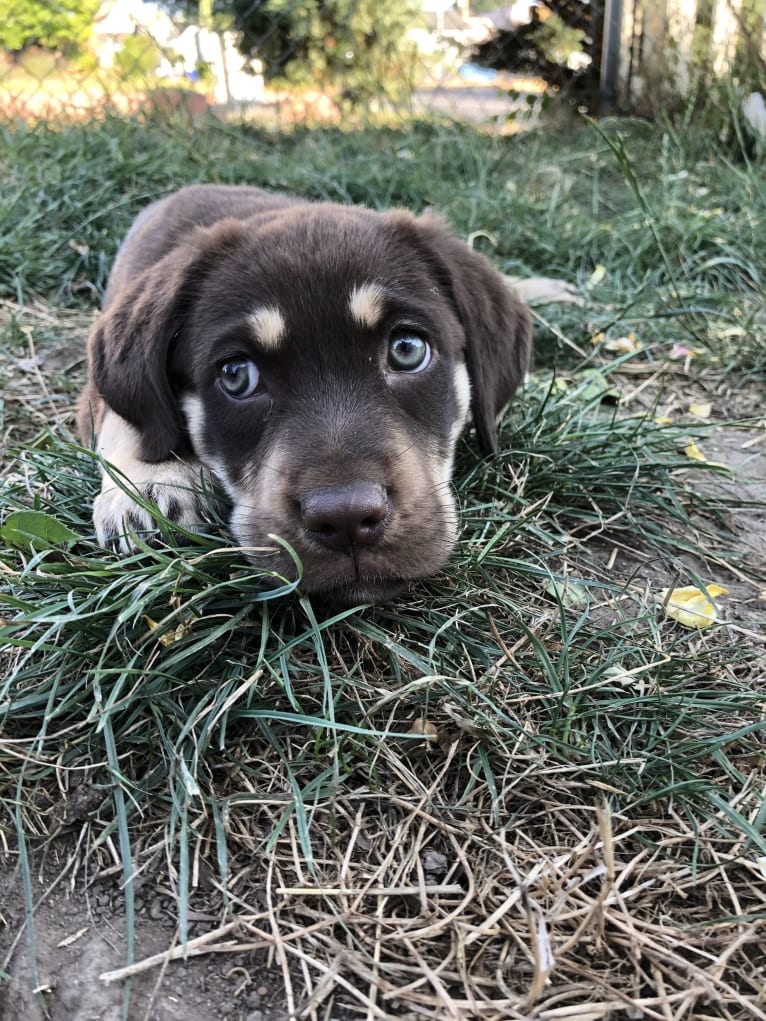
388 334 431 373
219 358 260 398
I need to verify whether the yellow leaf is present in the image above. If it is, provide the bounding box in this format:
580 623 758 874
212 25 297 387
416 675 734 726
605 333 641 354
660 585 729 629
684 441 707 461
688 402 712 419
143 614 191 646
654 415 674 425
588 264 607 287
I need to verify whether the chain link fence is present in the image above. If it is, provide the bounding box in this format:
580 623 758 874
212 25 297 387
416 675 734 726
0 1 604 128
1 2 763 131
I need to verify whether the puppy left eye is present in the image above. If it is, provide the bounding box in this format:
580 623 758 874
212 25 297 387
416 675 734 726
219 358 260 399
388 334 431 373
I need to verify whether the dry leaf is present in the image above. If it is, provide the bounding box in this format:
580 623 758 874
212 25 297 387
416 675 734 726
587 264 607 287
143 614 192 646
544 578 589 608
669 343 704 360
655 415 674 425
660 584 729 629
684 441 707 461
604 332 640 354
688 402 712 419
409 719 438 740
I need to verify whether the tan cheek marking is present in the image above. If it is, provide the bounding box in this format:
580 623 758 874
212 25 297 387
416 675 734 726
229 443 290 545
390 426 459 546
247 306 286 350
453 361 471 433
181 394 207 456
348 282 386 329
439 361 472 487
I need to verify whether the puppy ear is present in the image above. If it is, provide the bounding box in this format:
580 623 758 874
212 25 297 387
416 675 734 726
391 213 532 454
87 222 239 462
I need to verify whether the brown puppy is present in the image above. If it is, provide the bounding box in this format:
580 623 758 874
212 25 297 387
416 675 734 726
78 184 531 602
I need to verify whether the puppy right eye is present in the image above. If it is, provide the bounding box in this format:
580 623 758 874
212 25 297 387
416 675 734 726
219 358 260 399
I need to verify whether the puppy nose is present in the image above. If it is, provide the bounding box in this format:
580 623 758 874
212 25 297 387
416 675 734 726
301 483 388 551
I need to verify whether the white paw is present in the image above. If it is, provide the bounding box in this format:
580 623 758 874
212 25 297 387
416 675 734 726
94 460 212 553
92 409 216 552
504 275 583 306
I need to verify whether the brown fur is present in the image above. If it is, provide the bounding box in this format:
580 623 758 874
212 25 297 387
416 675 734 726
78 184 531 602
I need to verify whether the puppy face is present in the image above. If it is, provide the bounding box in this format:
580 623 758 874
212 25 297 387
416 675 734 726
80 188 531 602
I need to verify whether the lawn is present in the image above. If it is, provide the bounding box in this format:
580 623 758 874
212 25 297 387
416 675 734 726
0 111 765 1020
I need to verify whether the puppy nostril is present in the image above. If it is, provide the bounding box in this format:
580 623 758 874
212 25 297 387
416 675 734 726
301 483 388 552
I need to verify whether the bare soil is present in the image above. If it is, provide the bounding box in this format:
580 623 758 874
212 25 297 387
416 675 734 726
0 857 289 1021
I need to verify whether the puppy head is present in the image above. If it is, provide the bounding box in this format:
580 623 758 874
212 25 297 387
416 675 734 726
88 204 531 600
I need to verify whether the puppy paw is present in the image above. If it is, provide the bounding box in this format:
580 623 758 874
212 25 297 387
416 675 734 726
94 461 212 553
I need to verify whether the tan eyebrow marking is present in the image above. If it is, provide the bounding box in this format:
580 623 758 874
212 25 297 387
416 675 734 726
348 282 386 328
247 306 286 349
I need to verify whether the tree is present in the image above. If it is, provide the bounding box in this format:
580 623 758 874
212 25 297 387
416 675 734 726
168 0 423 108
0 0 101 54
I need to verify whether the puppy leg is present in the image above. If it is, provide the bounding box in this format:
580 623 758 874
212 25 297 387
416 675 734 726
93 409 211 552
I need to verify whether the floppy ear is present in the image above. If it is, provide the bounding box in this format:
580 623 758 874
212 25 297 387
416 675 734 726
391 213 532 454
86 221 242 462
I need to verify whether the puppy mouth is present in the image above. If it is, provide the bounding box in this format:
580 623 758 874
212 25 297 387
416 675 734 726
274 548 411 601
239 540 422 603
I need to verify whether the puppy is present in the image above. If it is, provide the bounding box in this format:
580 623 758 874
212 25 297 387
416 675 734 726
77 185 531 602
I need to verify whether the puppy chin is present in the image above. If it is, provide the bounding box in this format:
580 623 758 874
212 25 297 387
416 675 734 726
304 575 410 606
232 532 446 604
241 548 411 605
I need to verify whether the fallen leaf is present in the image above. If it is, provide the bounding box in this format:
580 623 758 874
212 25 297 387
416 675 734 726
587 264 607 288
660 584 729 629
573 369 621 403
604 332 640 354
143 615 192 646
668 344 704 360
409 719 438 740
684 441 707 461
1 510 79 551
654 415 674 425
544 578 589 608
688 402 712 419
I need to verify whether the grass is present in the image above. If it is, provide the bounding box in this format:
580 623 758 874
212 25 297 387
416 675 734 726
1 111 765 1018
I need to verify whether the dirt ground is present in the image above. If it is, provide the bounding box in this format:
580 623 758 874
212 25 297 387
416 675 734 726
0 857 292 1021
